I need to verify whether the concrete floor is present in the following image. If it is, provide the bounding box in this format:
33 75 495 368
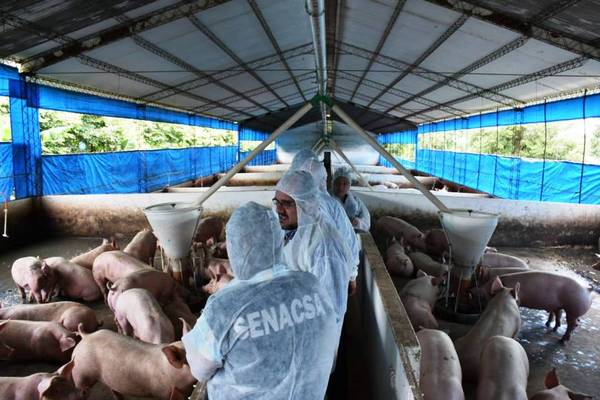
392 246 600 399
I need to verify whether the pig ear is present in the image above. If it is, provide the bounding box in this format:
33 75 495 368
567 391 594 400
162 345 187 369
179 318 192 336
37 376 59 400
56 360 75 379
59 336 77 352
102 238 109 245
511 282 520 300
416 270 427 278
544 368 560 389
490 276 503 295
111 237 119 249
41 262 50 274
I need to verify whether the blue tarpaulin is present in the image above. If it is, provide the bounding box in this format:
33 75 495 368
0 143 12 199
42 146 237 195
238 127 277 166
416 149 600 204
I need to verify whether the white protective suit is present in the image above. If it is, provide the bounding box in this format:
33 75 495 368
275 171 352 324
291 153 360 280
333 167 371 231
182 201 337 400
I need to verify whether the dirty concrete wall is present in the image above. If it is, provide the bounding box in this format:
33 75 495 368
355 188 600 246
38 189 275 238
0 198 43 252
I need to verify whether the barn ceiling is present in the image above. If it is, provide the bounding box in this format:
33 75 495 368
1 0 600 133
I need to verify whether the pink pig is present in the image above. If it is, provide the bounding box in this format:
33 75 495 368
108 269 180 308
92 250 152 302
399 270 442 330
0 320 78 363
70 238 118 270
194 216 225 244
124 229 157 266
455 277 521 382
476 336 529 400
71 325 196 400
11 256 56 303
0 360 84 400
529 368 592 400
114 288 175 344
374 216 426 251
385 237 414 277
417 329 464 400
45 257 102 302
0 301 101 333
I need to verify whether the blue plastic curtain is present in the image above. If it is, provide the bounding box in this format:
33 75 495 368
42 146 237 195
377 129 417 170
0 143 12 199
237 127 277 166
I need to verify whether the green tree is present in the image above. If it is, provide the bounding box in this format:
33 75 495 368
0 101 10 142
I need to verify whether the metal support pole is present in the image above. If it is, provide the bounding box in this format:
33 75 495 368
311 138 324 153
331 104 451 213
328 138 372 189
193 102 313 207
324 151 332 190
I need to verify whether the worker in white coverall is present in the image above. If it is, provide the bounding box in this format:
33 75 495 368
332 166 371 231
289 150 360 295
182 201 337 400
274 171 352 354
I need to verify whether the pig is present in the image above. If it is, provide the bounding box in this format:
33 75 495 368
0 360 84 400
385 237 414 277
529 368 592 400
194 215 225 244
0 320 78 363
480 271 593 343
476 336 529 400
416 329 464 400
70 325 196 400
45 257 102 302
399 270 442 330
10 256 56 303
213 241 228 259
0 301 100 333
0 323 12 360
373 216 426 251
92 250 152 301
407 251 448 277
384 181 399 189
163 297 198 340
70 238 118 270
481 252 528 270
114 288 175 344
108 269 180 308
424 228 449 260
455 277 521 382
476 265 530 284
202 272 233 295
123 229 157 266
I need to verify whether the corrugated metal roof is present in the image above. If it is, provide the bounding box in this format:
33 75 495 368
1 0 599 132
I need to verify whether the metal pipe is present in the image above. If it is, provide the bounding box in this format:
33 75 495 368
328 138 372 189
331 104 451 213
311 138 324 152
193 102 313 206
306 0 329 143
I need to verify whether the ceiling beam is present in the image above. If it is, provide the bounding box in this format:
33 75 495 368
364 13 469 110
77 54 254 118
196 71 315 114
403 55 587 120
337 71 464 116
140 43 313 102
529 0 582 23
128 31 271 114
389 36 529 113
421 0 600 62
188 14 290 108
337 42 519 107
348 0 407 102
248 0 306 102
19 0 231 73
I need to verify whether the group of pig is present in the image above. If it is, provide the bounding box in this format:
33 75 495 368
374 216 593 400
0 228 206 400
